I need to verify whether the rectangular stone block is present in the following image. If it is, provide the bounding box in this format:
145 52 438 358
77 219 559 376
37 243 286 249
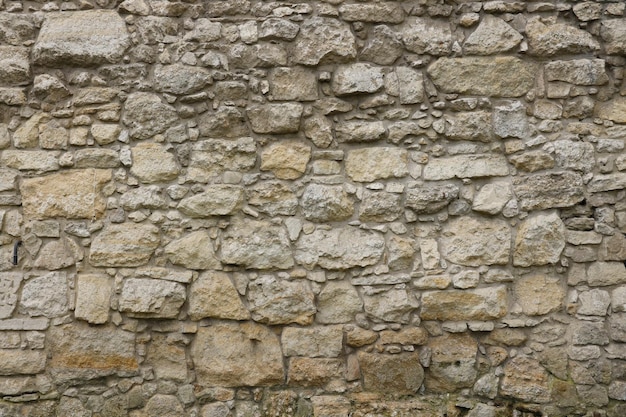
74 274 112 324
0 349 46 375
420 286 508 321
282 326 343 357
0 272 21 319
423 154 509 180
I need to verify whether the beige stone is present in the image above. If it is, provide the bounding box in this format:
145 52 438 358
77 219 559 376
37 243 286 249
90 124 120 145
247 103 303 134
246 181 298 216
0 46 30 85
514 212 565 267
178 185 243 217
198 106 248 138
338 3 405 23
426 333 477 392
601 18 626 55
363 288 418 323
444 111 492 142
316 281 363 324
0 272 21 319
282 326 343 357
288 358 343 387
514 171 584 211
358 352 423 394
146 335 188 383
526 17 599 56
402 17 451 56
74 274 111 324
187 138 256 182
153 64 211 95
130 142 179 183
123 92 178 140
420 286 508 321
514 274 564 316
33 236 82 270
119 278 186 319
441 217 510 266
545 59 608 86
248 275 315 325
424 154 509 180
463 15 522 55
345 147 408 182
0 349 46 375
300 184 353 222
188 272 249 321
89 223 160 267
501 357 551 402
595 97 626 124
164 231 220 270
293 17 356 65
269 66 318 101
260 141 311 179
587 262 626 287
332 63 384 96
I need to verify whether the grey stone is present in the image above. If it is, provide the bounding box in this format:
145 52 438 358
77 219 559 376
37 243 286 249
0 47 30 86
359 191 403 222
89 223 160 267
514 212 565 267
464 15 522 55
122 92 178 140
472 181 512 215
358 352 423 394
247 103 303 134
332 63 384 96
259 18 299 40
0 273 21 319
426 334 477 391
601 18 626 55
578 289 611 316
119 278 186 319
188 272 249 321
301 184 353 222
164 231 221 270
293 17 356 65
120 185 166 210
514 171 584 211
246 181 298 216
360 25 403 66
153 64 211 95
493 100 528 138
545 59 608 86
526 17 600 56
440 217 511 266
402 18 451 56
424 154 509 180
444 111 492 142
178 185 244 217
385 67 424 104
316 281 363 324
248 275 315 325
130 142 180 183
406 184 459 214
338 3 405 23
421 286 508 321
363 288 418 323
269 67 318 101
571 320 609 345
187 138 256 182
500 357 551 403
198 106 248 138
282 326 343 357
1 150 60 173
74 149 120 169
183 18 221 42
19 272 67 318
335 121 386 143
588 262 626 287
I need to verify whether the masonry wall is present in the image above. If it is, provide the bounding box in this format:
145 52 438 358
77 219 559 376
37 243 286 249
0 0 625 416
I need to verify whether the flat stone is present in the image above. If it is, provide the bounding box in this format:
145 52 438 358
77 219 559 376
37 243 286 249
571 320 609 345
472 181 512 214
33 10 130 66
164 231 221 270
122 92 178 140
424 154 509 180
191 322 284 387
248 275 315 325
339 3 405 23
493 100 529 139
426 333 477 392
514 212 565 267
288 358 343 387
402 17 451 56
260 141 311 180
406 184 459 214
428 57 535 97
89 223 160 267
363 288 418 323
588 262 626 287
0 273 21 319
188 272 249 321
444 111 492 142
130 142 180 183
500 357 551 403
526 17 599 56
463 15 522 55
19 271 67 318
33 236 82 270
547 140 595 172
178 185 243 217
300 184 353 222
1 150 59 173
345 147 408 182
358 352 423 394
21 169 111 220
119 278 186 319
595 96 626 124
282 326 343 357
335 121 386 143
578 289 611 316
420 286 508 321
514 171 584 211
269 66 318 101
247 103 303 134
246 181 298 216
259 18 299 40
198 106 248 138
588 173 626 193
119 186 166 210
183 18 221 42
187 138 256 182
0 47 30 86
293 17 356 65
385 67 424 104
74 149 120 169
360 25 404 66
153 64 211 95
359 190 403 222
601 18 626 55
440 217 511 266
74 274 111 324
0 349 46 375
545 59 608 86
514 274 565 316
332 63 384 96
316 281 363 324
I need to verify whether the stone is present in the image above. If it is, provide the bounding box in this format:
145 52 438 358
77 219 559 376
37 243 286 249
33 236 82 270
75 149 120 169
198 106 248 138
571 320 609 345
269 67 318 101
588 262 626 287
426 334 477 391
358 352 423 394
293 17 356 65
119 278 186 319
130 142 180 183
513 212 565 267
38 120 68 150
601 19 626 55
187 138 256 182
0 13 36 46
33 10 130 66
247 103 303 134
248 275 315 325
90 124 120 146
221 219 294 269
359 191 403 222
147 334 187 382
402 18 451 56
406 184 458 214
514 171 584 211
153 64 211 95
385 67 424 104
122 92 178 140
335 121 386 143
13 113 49 148
119 186 166 210
164 231 220 270
177 185 243 217
191 323 284 387
509 151 555 172
0 349 46 375
89 223 160 267
595 97 626 124
610 313 626 342
19 272 67 318
472 182 512 214
545 59 608 86
440 217 511 266
188 272 249 321
588 173 626 193
345 148 408 182
332 63 384 96
316 281 363 324
500 357 551 403
547 140 595 172
282 326 343 357
360 25 403 66
300 184 353 222
427 57 535 97
445 111 492 142
0 168 18 193
21 169 111 220
578 289 611 316
246 181 298 216
56 397 90 417
0 47 30 86
513 274 565 316
363 288 418 323
493 101 529 138
143 395 184 417
424 154 509 180
0 273 21 319
74 274 111 324
259 18 299 40
295 226 385 269
420 286 508 321
303 114 334 148
339 3 405 23
526 17 599 56
288 358 343 387
463 15 523 55
260 141 310 179
183 18 221 42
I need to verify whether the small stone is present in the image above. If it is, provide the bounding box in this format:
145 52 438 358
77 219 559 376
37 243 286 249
246 181 298 216
259 18 299 40
269 67 318 101
248 103 303 134
153 64 211 95
444 111 492 142
317 281 363 324
595 97 626 124
363 288 418 323
547 140 595 172
119 278 186 319
359 191 403 222
339 2 405 23
288 358 343 387
198 106 248 138
184 18 221 42
358 352 423 394
260 141 311 179
544 59 608 86
335 121 386 143
303 114 334 148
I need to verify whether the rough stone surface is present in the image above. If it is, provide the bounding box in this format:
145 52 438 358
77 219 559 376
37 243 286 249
119 278 186 318
463 15 523 55
501 357 551 403
300 184 353 222
89 224 160 267
188 272 249 320
332 63 384 96
248 275 315 325
74 274 111 324
122 92 178 140
514 171 585 211
178 185 243 217
514 212 565 267
421 286 508 321
526 17 600 56
260 141 310 179
130 143 179 183
293 17 356 65
358 352 424 394
426 334 477 392
440 217 511 266
19 272 68 318
345 148 408 182
513 274 565 316
164 231 220 270
424 154 509 180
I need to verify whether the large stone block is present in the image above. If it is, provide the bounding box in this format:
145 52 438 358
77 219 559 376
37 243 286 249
0 349 46 375
358 352 423 394
188 272 249 321
21 169 111 220
363 288 418 323
316 281 363 324
440 217 511 266
300 184 354 222
423 154 509 180
89 223 160 267
19 271 68 318
514 212 565 267
191 323 284 387
269 67 318 101
293 17 356 65
33 10 130 66
501 357 551 403
119 278 186 319
260 141 311 180
197 106 248 138
420 286 508 321
247 103 303 134
332 63 384 96
187 138 256 182
601 18 626 55
164 231 221 270
406 184 459 214
248 275 315 325
338 3 405 23
402 17 451 56
153 64 211 95
526 17 599 56
513 274 565 316
513 171 584 211
345 147 408 182
426 333 477 392
282 326 343 357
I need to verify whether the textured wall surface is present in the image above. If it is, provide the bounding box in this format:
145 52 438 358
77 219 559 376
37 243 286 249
0 0 626 416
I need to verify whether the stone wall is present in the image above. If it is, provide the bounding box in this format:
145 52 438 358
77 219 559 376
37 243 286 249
0 0 625 416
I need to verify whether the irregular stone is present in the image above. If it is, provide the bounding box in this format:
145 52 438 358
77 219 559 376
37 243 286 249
535 99 565 119
526 17 599 56
0 273 21 319
177 185 243 217
183 18 221 42
191 322 284 387
588 173 626 193
221 219 294 269
345 148 408 182
501 357 551 403
358 352 423 394
248 275 315 325
0 88 26 106
363 288 418 323
0 349 46 375
13 113 49 148
153 64 211 95
301 184 353 222
74 274 111 324
89 223 160 267
143 394 185 417
0 47 30 86
514 171 584 211
359 191 403 222
1 150 60 172
247 103 303 134
73 87 119 106
545 59 608 86
317 281 363 324
119 185 166 210
188 272 249 320
260 141 311 179
198 106 248 138
0 13 36 46
119 278 186 319
303 114 334 148
578 289 611 316
259 18 299 40
164 231 220 270
56 397 90 417
463 15 522 55
269 67 318 101
130 142 179 183
509 150 555 172
601 18 626 55
122 92 178 140
571 320 609 345
444 111 492 142
246 181 298 216
74 149 120 169
588 262 626 287
472 181 512 214
406 184 458 214
424 154 509 180
19 272 67 318
595 97 626 124
33 10 130 66
360 25 403 66
426 333 477 392
385 67 424 104
421 286 507 321
547 140 595 172
514 212 565 267
0 168 18 192
21 169 111 220
282 326 343 357
514 274 565 316
288 358 343 387
339 3 405 23
295 226 385 269
440 217 511 266
335 121 386 143
428 57 535 97
33 236 82 270
332 63 384 96
90 124 120 146
187 138 256 182
293 17 356 65
402 17 451 55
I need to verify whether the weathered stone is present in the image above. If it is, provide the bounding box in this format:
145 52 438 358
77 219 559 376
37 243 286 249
153 64 210 95
514 212 565 267
464 15 522 55
248 103 303 134
384 67 424 104
0 273 21 319
188 138 256 182
246 181 298 216
189 272 249 321
444 111 493 142
363 288 418 323
514 274 565 316
178 185 243 217
501 357 551 403
526 17 599 56
0 349 46 375
192 323 284 387
248 275 315 325
595 97 626 124
259 18 299 40
260 141 311 179
339 3 405 23
601 19 626 55
303 114 334 148
440 217 510 266
335 121 386 143
588 173 626 193
358 352 423 394
119 278 186 319
359 191 403 222
122 92 178 140
74 149 120 169
198 106 248 138
402 17 451 56
74 274 111 324
21 169 111 220
1 150 59 173
332 63 384 96
19 272 67 318
345 148 408 182
146 333 188 382
578 289 611 316
33 236 82 270
0 13 36 46
588 262 626 287
33 10 130 66
420 286 507 321
90 124 120 146
130 142 179 183
0 47 30 86
571 320 609 345
119 185 166 210
473 181 512 215
360 25 403 66
428 57 535 97
301 184 353 222
545 59 608 86
143 394 184 417
89 223 160 267
547 140 595 172
184 18 221 42
221 219 294 269
288 358 343 387
0 168 18 193
295 227 385 269
317 281 363 324
514 171 585 211
509 151 555 172
426 334 477 392
293 17 356 65
269 67 317 101
164 231 220 270
13 113 49 148
282 326 343 357
424 154 509 180
406 184 458 214
493 100 529 139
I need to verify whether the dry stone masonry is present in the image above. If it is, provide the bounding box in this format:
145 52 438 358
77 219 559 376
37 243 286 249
0 0 625 416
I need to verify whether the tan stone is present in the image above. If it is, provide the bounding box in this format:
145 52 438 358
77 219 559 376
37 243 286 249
90 124 120 145
346 327 378 347
526 17 599 56
463 15 522 55
288 358 343 387
188 272 249 321
282 326 343 357
423 154 509 180
188 138 256 182
301 184 353 222
345 147 408 182
21 169 111 220
514 212 565 267
358 352 423 394
420 286 508 321
74 274 111 324
248 275 315 325
293 17 356 65
146 335 187 382
164 231 220 270
316 281 363 324
338 3 405 23
595 97 626 124
514 171 585 211
440 217 511 266
119 278 186 319
587 262 626 287
514 274 564 316
178 185 244 217
426 333 477 392
89 223 160 267
501 357 551 403
247 103 303 134
379 328 428 346
260 141 311 179
130 142 180 183
269 66 318 101
0 349 46 375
